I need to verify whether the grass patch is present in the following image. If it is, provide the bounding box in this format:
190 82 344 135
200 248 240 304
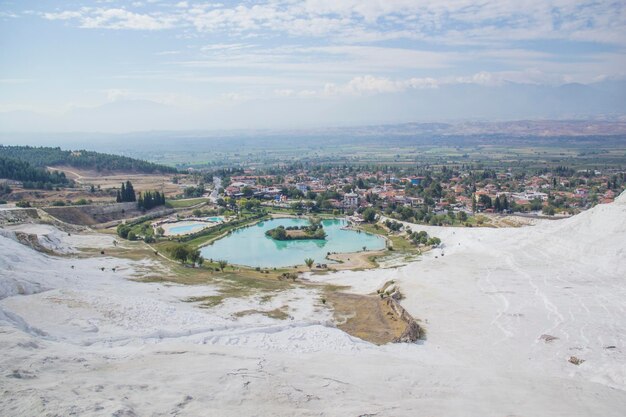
358 222 419 253
165 198 209 208
233 307 289 320
358 223 387 236
388 235 415 252
184 272 293 308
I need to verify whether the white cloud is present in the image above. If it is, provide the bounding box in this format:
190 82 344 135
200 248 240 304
283 69 588 99
155 50 181 56
274 75 439 98
44 11 84 21
45 8 175 30
105 88 131 101
200 43 254 52
39 1 626 47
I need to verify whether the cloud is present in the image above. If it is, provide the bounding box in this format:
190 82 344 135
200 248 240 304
271 75 438 98
200 43 254 52
44 8 176 30
284 70 584 99
37 1 626 46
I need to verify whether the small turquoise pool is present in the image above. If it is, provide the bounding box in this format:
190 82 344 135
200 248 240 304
167 222 208 235
205 216 224 222
200 218 385 268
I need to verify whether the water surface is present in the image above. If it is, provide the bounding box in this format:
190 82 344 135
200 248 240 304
168 222 208 235
200 218 385 267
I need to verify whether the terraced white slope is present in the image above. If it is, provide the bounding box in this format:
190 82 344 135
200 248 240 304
1 193 625 416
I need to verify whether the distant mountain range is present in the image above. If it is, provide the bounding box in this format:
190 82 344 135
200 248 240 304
1 80 625 133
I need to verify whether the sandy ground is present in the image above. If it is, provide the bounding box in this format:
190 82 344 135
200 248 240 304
1 193 625 416
325 249 384 270
48 166 191 197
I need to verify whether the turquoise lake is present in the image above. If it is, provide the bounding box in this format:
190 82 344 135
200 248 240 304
200 218 386 268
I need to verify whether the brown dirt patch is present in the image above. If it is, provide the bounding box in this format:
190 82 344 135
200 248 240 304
48 166 187 197
325 250 385 270
325 292 406 345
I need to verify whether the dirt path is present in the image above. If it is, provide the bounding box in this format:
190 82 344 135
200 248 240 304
47 166 84 181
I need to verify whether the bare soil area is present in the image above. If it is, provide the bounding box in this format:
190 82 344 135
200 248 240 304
326 292 406 344
48 166 189 197
326 250 385 270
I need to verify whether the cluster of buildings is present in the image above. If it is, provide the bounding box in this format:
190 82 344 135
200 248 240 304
218 168 622 215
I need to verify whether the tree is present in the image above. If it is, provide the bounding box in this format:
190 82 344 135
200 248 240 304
501 195 509 211
458 211 468 222
137 190 165 210
125 181 136 202
117 224 131 239
427 237 441 246
530 198 543 211
478 194 492 208
172 244 190 264
304 258 314 269
362 207 377 223
155 226 165 237
118 181 136 203
218 259 228 272
188 249 201 267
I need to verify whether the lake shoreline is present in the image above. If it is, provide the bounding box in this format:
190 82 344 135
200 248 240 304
200 216 386 269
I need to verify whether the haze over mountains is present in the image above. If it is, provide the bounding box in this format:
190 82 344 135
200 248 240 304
1 79 625 133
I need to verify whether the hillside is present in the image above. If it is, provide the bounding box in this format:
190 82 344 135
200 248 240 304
0 145 177 174
0 193 624 415
0 155 72 188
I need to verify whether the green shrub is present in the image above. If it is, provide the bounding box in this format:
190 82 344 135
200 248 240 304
117 224 131 239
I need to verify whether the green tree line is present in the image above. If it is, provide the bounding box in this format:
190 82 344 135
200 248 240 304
0 146 177 174
0 155 72 189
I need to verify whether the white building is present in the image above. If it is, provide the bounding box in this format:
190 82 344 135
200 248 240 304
296 183 308 193
343 192 359 208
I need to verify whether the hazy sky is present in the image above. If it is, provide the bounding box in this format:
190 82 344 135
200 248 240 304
1 1 625 132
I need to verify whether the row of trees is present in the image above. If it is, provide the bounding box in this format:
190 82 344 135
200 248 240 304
474 194 510 212
168 243 229 271
116 181 136 202
184 184 205 198
138 190 165 210
116 181 166 210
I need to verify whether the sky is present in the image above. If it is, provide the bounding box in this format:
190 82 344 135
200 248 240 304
0 0 625 132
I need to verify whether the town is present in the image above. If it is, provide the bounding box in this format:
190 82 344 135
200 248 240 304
191 162 625 226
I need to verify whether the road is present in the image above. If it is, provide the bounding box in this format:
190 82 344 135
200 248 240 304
209 176 222 203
